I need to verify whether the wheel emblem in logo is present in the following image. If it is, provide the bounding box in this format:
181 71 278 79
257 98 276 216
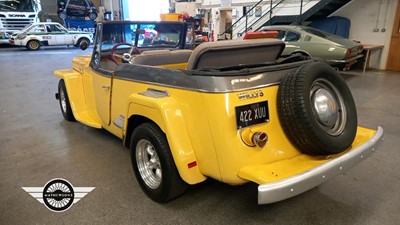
42 179 75 212
22 178 95 212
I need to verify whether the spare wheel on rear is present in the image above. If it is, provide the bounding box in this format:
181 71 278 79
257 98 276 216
277 62 357 155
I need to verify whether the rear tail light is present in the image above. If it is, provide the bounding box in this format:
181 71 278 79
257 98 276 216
347 45 363 55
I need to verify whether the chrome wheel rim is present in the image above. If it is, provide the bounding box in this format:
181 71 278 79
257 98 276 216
30 41 39 49
59 12 67 20
136 139 162 189
59 88 67 113
310 78 346 136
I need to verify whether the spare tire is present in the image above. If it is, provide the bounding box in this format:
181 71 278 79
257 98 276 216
277 62 357 155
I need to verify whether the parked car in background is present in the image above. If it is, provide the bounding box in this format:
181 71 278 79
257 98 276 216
0 0 42 44
0 30 8 44
260 25 364 71
53 20 382 204
57 0 97 20
9 22 93 50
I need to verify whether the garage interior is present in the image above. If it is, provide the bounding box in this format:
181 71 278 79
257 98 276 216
1 0 399 224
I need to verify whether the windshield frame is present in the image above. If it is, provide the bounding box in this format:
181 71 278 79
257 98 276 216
89 21 188 76
98 21 187 52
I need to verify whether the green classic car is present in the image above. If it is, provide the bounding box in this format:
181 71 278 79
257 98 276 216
260 25 364 71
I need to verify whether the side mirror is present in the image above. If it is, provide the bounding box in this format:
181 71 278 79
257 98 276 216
80 41 89 50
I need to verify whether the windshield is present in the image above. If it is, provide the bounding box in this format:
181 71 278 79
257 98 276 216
100 22 185 51
0 0 35 12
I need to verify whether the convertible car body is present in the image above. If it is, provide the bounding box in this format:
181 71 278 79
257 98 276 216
260 25 364 71
54 21 383 204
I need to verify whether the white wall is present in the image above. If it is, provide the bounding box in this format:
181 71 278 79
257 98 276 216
102 0 121 20
176 2 198 16
202 0 223 7
332 0 397 69
122 0 169 21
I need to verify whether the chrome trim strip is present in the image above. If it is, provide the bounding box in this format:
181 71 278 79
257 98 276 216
258 126 384 204
113 115 125 129
117 76 281 93
327 54 364 63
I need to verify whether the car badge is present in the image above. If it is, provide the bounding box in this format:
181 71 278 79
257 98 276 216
237 90 264 100
9 14 26 17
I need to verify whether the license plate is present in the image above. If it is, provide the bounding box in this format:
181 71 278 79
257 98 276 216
235 101 269 129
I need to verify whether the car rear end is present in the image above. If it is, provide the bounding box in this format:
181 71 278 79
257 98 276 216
196 83 382 203
189 64 383 204
325 43 363 71
184 39 382 204
303 27 364 70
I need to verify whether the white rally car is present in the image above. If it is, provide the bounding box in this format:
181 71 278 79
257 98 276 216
9 22 93 50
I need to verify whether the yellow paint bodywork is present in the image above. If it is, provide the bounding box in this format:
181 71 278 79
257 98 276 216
159 62 187 69
54 54 379 187
238 127 377 184
54 55 102 128
125 93 207 183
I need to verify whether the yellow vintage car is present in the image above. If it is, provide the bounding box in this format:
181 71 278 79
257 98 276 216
54 21 383 204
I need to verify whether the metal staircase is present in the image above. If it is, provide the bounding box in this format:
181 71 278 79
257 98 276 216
220 0 353 39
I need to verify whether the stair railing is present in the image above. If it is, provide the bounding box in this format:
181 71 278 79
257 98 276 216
219 0 265 39
236 0 286 37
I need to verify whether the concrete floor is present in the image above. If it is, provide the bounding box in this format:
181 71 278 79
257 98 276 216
0 45 399 225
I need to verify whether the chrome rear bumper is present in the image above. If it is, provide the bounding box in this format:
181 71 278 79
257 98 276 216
327 54 364 64
258 126 384 204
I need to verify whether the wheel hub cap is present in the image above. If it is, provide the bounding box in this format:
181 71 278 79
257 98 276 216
60 89 67 113
136 139 162 189
310 78 347 136
313 88 338 127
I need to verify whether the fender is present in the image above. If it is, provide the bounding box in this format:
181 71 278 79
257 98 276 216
289 50 311 57
125 93 206 185
54 68 101 128
27 36 40 43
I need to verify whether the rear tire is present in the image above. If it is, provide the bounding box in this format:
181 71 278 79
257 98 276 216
58 80 76 121
277 62 357 155
74 38 90 48
26 40 40 51
88 12 97 20
58 11 67 20
130 123 188 203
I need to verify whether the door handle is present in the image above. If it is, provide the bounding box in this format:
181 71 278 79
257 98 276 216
102 85 110 90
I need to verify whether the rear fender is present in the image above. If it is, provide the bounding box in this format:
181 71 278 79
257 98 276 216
290 50 311 57
125 93 206 185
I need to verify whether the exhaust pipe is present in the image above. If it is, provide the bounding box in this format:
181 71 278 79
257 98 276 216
252 132 268 148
